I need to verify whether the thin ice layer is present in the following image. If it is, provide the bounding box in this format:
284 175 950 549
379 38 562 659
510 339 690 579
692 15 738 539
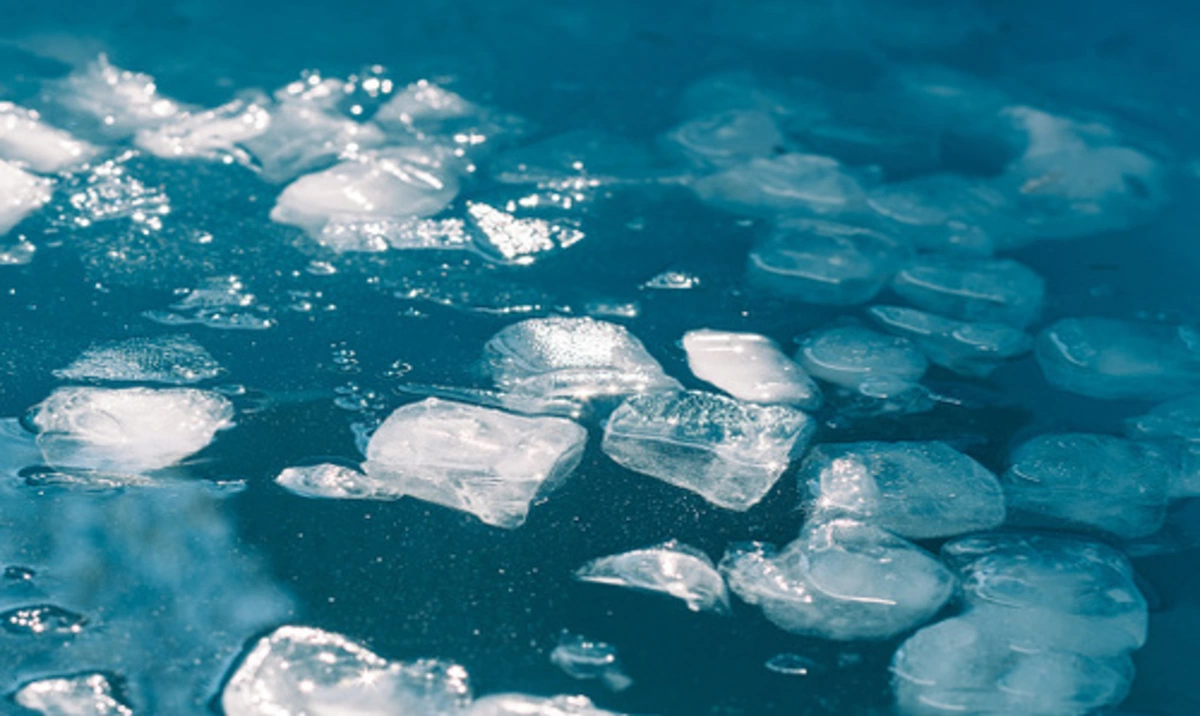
869 305 1032 378
683 329 821 409
54 334 223 384
56 55 183 136
891 254 1044 327
602 390 814 510
550 631 633 692
275 463 377 500
575 540 730 614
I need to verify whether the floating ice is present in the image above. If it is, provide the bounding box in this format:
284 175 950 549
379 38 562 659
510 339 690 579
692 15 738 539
134 95 271 161
891 255 1044 327
463 201 584 264
665 110 785 169
468 694 622 716
54 334 223 385
485 317 679 402
362 398 586 528
0 159 52 235
57 55 183 136
693 153 866 217
575 540 731 614
942 533 1148 657
797 324 927 398
641 270 701 290
683 329 821 409
221 625 471 716
869 305 1032 377
30 386 234 474
1036 317 1200 400
14 673 133 716
1003 433 1176 538
1127 395 1200 497
865 175 1020 255
764 653 823 676
0 102 98 173
550 631 633 692
721 519 955 640
144 276 274 330
0 235 36 265
891 615 1135 716
602 390 814 510
275 462 377 500
800 441 1005 539
747 218 908 305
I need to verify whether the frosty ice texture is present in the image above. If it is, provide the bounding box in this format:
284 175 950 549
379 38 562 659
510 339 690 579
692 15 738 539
0 159 52 235
683 329 821 409
575 540 731 614
693 153 866 216
54 335 223 385
275 463 377 500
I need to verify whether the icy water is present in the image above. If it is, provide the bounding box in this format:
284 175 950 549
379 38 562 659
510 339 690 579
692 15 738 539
2 0 1200 714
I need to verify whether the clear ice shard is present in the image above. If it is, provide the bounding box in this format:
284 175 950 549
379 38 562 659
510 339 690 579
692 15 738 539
683 329 822 409
134 94 271 161
53 334 223 385
467 694 624 716
1002 433 1176 538
574 540 731 614
800 441 1005 539
0 159 52 236
869 305 1032 378
30 386 234 474
942 532 1148 657
275 462 377 500
665 109 785 169
14 672 133 716
362 398 587 528
692 153 866 217
720 519 956 640
1036 317 1200 400
0 101 98 173
601 390 814 510
890 254 1044 327
221 625 471 716
796 324 927 399
550 631 634 692
747 218 908 306
484 317 679 402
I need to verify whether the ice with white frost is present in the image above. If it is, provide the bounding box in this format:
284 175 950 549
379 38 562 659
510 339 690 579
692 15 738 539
747 218 908 306
665 110 785 169
56 55 183 136
800 441 1005 539
869 305 1032 378
134 94 271 161
602 390 814 510
1036 317 1200 400
683 329 821 409
693 153 866 217
797 324 927 399
0 102 98 173
14 672 133 716
0 159 52 235
30 386 234 475
1003 433 1177 538
468 694 623 716
721 519 956 640
942 533 1148 657
891 254 1044 327
221 625 471 716
363 398 587 528
575 540 731 614
485 317 680 402
54 334 223 384
551 631 633 692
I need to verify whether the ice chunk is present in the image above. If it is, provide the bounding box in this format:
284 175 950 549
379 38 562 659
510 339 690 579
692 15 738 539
797 324 927 398
683 329 821 409
575 540 730 614
485 317 679 402
462 201 584 265
943 533 1148 656
865 175 1022 255
1036 317 1200 400
134 95 271 161
144 276 275 331
0 102 98 173
800 441 1005 539
30 386 234 474
747 218 908 305
1003 433 1175 538
275 463 377 500
550 631 633 692
468 694 622 716
665 110 784 169
14 673 133 715
1127 395 1200 497
602 390 814 510
891 615 1134 716
869 305 1032 378
679 72 828 128
693 153 866 217
721 519 955 640
0 159 52 235
362 398 586 528
54 334 223 384
221 625 471 716
56 55 183 136
891 255 1044 328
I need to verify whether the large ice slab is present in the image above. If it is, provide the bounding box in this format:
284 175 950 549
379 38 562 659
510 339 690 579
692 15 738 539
0 159 52 235
800 441 1005 539
0 102 98 173
1003 433 1175 538
693 153 866 217
747 218 908 305
797 324 927 398
551 631 633 692
30 386 234 474
890 255 1044 327
575 540 731 614
602 390 814 510
1036 317 1200 400
721 519 955 640
869 305 1032 378
942 533 1148 656
134 95 271 161
363 398 586 528
665 110 784 170
484 317 679 402
222 625 471 716
682 329 821 409
54 334 223 384
468 694 623 716
14 672 133 715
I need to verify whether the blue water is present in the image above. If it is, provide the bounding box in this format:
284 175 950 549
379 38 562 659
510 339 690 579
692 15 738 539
2 1 1200 713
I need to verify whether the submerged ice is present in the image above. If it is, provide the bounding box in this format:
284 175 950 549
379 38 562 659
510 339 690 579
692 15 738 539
575 540 731 614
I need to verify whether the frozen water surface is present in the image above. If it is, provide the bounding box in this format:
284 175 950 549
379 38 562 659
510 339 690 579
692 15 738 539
575 540 731 614
0 159 52 235
683 329 822 409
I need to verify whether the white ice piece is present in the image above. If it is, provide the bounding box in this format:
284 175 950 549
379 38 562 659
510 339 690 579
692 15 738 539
54 334 223 385
0 159 52 235
797 324 927 398
891 254 1044 327
0 102 98 172
683 329 821 409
